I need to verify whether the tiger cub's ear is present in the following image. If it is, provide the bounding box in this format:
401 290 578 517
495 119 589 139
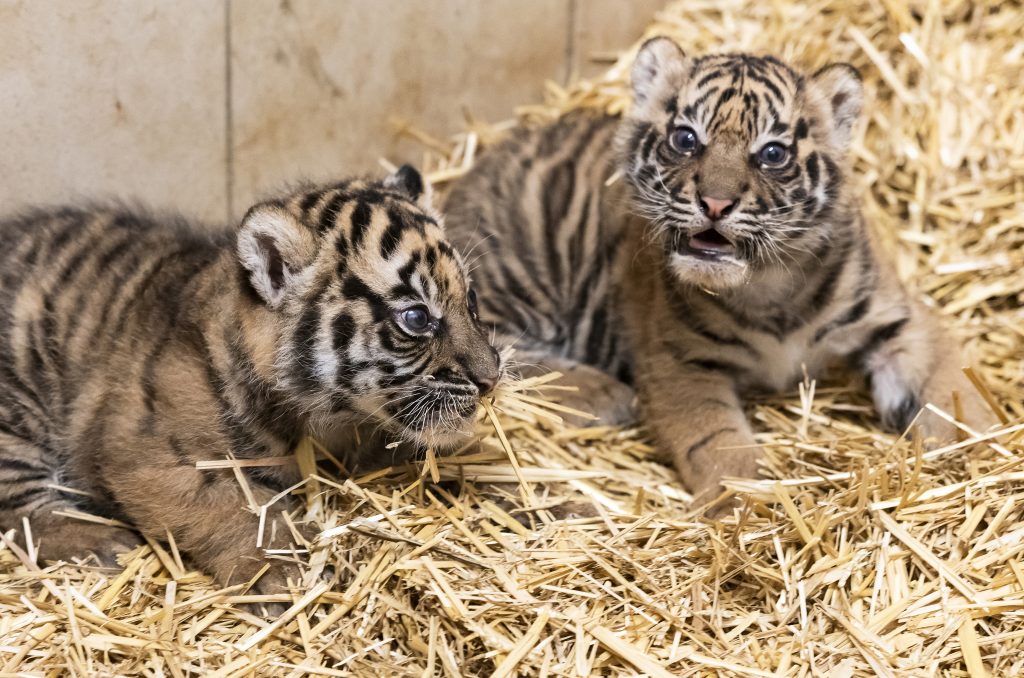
384 164 433 211
236 203 319 308
809 63 863 150
630 37 688 113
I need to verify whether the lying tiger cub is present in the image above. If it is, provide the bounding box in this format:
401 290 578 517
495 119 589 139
444 39 995 504
0 166 499 593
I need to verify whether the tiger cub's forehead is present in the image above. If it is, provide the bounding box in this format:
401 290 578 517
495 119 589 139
298 183 466 302
675 54 805 139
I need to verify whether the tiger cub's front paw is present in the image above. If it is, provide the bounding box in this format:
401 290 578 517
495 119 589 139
36 522 144 567
672 432 763 510
879 387 998 446
915 403 999 448
547 364 637 427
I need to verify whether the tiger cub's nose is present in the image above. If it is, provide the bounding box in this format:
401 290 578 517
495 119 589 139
470 371 496 396
468 350 499 396
699 195 736 220
471 374 495 395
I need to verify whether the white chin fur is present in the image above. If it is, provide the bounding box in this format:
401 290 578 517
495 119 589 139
668 252 750 290
402 424 474 451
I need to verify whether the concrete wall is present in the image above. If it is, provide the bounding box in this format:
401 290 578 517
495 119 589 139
0 0 661 224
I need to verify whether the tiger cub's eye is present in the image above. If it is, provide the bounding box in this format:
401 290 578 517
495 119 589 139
398 306 432 334
757 142 789 167
668 126 700 154
467 288 479 319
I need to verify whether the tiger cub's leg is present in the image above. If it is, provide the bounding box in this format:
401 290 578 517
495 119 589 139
112 463 310 595
635 356 762 506
0 434 141 565
513 355 636 427
859 305 996 442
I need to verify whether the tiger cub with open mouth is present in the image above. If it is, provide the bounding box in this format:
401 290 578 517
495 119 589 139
443 38 994 504
0 165 499 592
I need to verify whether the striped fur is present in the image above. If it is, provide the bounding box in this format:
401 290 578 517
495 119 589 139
444 39 993 502
0 165 498 591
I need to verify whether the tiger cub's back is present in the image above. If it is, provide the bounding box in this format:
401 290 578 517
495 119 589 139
443 113 632 381
0 207 221 429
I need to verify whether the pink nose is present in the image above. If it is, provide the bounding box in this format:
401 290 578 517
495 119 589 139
700 196 735 220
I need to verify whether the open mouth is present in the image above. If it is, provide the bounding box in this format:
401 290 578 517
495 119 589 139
678 228 737 260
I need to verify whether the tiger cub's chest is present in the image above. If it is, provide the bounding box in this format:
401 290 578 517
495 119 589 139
739 325 846 393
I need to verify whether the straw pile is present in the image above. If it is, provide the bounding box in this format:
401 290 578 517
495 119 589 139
3 0 1023 675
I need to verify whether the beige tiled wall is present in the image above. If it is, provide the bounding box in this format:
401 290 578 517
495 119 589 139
571 0 665 80
0 0 659 225
0 1 228 221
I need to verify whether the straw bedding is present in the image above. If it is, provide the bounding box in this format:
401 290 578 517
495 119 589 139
2 0 1023 675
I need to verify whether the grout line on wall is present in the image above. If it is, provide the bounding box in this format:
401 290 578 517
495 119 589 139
563 0 578 87
224 0 235 222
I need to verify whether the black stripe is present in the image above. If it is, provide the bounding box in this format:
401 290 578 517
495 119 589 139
684 358 743 376
110 250 187 337
686 427 738 461
822 155 841 198
26 324 49 393
0 486 47 511
0 368 48 434
0 457 47 474
245 466 290 492
566 193 591 279
53 233 99 288
813 296 871 343
81 246 150 347
343 276 389 321
137 255 200 429
356 188 385 204
584 306 608 365
379 208 408 260
329 393 351 412
496 261 542 314
57 233 136 348
168 436 193 467
688 320 753 351
300 189 325 216
541 159 576 292
291 304 322 389
695 70 724 89
640 128 658 160
200 355 267 460
693 86 721 112
350 202 373 248
853 318 910 368
805 153 820 187
808 252 848 313
395 251 422 292
222 331 303 443
331 313 356 353
747 71 784 103
318 192 347 233
436 240 456 260
0 417 33 441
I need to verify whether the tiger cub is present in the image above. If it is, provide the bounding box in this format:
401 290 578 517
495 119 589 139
444 39 993 503
0 166 499 593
